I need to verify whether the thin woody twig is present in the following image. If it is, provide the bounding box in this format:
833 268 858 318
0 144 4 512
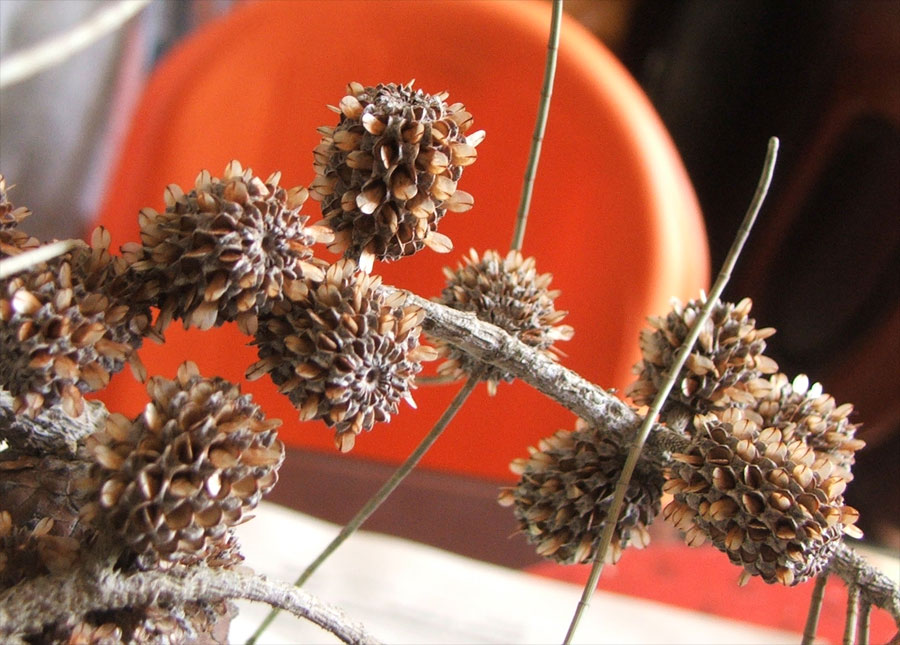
510 0 563 252
0 240 80 279
846 584 861 645
802 574 829 645
0 565 380 645
859 601 872 645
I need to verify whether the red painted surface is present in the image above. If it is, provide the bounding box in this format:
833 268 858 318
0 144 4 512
93 0 708 481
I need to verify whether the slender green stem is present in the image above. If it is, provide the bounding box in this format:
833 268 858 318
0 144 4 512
246 376 478 645
510 0 563 252
562 137 780 645
845 584 861 645
858 601 871 645
802 574 829 645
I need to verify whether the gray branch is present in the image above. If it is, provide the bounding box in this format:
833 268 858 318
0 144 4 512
0 564 381 645
830 542 900 630
402 291 686 461
0 388 107 456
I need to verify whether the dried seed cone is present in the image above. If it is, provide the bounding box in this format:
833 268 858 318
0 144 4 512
0 228 152 417
311 81 484 269
86 362 284 568
499 419 663 565
664 412 861 586
248 258 435 452
0 174 39 256
133 161 331 333
627 297 778 420
746 373 864 477
434 249 573 394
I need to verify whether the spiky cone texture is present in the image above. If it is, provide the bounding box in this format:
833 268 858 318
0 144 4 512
311 81 485 270
131 161 332 334
0 227 152 418
663 411 862 586
499 419 664 565
0 174 39 256
741 373 864 479
248 258 436 452
627 296 779 423
85 362 283 568
434 249 574 395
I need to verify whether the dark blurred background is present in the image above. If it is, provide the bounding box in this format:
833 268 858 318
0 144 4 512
2 0 897 554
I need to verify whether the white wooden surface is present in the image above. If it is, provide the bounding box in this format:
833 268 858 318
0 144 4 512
230 502 805 644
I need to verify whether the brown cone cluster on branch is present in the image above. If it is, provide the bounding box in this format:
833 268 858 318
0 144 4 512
434 248 573 395
85 362 283 568
248 259 436 452
664 411 861 586
0 174 39 256
0 227 152 418
627 296 778 421
131 161 331 333
746 373 864 478
499 418 663 565
311 81 484 270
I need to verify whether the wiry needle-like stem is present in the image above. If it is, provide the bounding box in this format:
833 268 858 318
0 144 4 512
562 137 780 644
246 376 478 645
510 0 563 252
802 574 829 645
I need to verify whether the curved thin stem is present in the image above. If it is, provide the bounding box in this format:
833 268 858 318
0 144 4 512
510 0 563 252
562 137 780 644
802 574 829 645
0 0 151 89
246 375 479 645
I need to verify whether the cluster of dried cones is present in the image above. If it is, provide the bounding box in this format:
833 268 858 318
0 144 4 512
1 80 485 640
1 178 152 418
1 362 279 642
503 296 864 587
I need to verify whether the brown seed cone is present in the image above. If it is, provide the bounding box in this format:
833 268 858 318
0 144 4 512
664 411 861 586
248 258 436 452
85 362 283 568
311 81 484 269
626 297 778 422
0 173 39 256
742 373 864 478
433 249 574 395
0 228 152 418
132 161 332 333
499 418 664 565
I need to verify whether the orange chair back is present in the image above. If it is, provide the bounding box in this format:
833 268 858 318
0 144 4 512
94 0 708 481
